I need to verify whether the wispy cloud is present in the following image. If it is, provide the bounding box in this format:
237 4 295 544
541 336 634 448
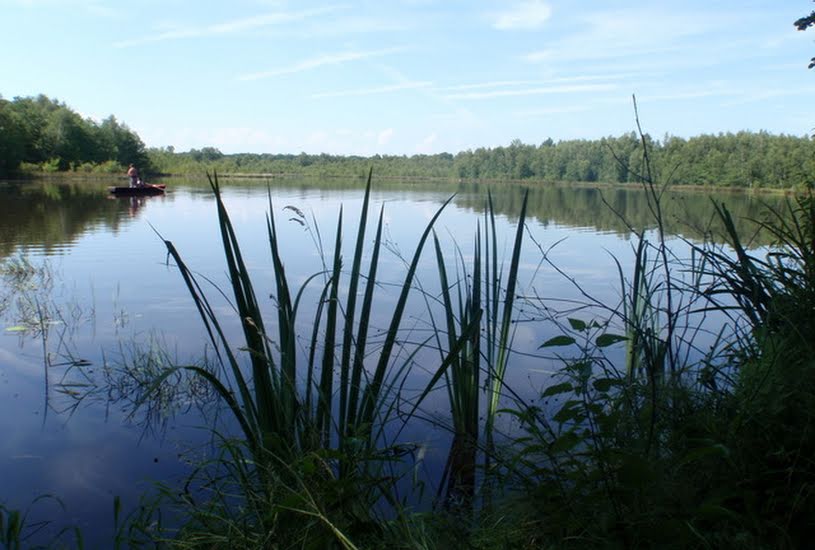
415 132 438 153
293 15 414 38
491 0 552 31
311 80 431 98
13 0 119 17
722 85 815 106
434 80 540 92
378 128 394 145
85 2 117 17
642 89 735 102
514 105 591 117
522 8 732 67
239 47 406 81
443 83 618 100
435 74 639 93
141 126 292 154
114 6 342 47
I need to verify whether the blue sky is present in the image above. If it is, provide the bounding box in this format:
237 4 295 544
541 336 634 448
1 0 813 155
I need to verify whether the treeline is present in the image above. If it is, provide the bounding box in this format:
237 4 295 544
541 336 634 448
148 132 815 189
0 94 149 177
2 93 813 189
147 147 456 180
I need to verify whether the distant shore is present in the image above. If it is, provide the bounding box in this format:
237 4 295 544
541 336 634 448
5 170 800 196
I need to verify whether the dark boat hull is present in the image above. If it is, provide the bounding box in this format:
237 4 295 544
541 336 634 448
109 184 166 196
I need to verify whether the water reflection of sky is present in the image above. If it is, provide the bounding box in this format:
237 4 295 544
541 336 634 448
0 178 754 545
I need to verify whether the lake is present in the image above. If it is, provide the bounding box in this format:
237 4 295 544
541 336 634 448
0 176 784 546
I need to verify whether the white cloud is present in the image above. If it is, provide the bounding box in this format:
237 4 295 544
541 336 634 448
377 128 395 145
434 80 539 92
521 8 732 67
114 6 341 47
238 47 406 81
722 85 815 106
306 131 330 146
642 89 735 102
514 105 591 117
294 15 414 38
138 126 291 153
311 81 431 98
85 2 117 17
12 0 119 17
523 50 553 63
443 83 618 100
434 75 637 93
492 1 552 31
415 132 437 153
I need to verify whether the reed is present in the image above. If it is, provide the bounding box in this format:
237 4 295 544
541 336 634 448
407 189 530 511
151 171 466 544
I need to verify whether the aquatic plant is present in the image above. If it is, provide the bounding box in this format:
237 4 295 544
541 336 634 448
150 170 468 546
418 189 529 511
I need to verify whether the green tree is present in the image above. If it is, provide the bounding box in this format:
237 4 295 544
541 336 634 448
100 116 149 168
0 97 26 176
795 2 815 68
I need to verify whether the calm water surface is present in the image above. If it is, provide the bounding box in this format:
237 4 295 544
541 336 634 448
0 177 783 545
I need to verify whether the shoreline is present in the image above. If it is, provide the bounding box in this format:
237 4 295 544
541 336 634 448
6 170 802 196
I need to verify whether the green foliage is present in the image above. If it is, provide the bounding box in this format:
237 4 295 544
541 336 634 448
0 497 82 550
481 162 815 548
795 2 815 68
0 94 149 176
0 504 23 550
419 189 528 509
0 99 26 176
146 131 814 190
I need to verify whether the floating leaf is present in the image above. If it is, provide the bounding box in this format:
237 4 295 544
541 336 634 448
595 333 627 348
540 335 576 348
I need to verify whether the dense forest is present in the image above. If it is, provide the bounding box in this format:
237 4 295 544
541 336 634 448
148 132 814 189
2 94 813 189
0 94 149 176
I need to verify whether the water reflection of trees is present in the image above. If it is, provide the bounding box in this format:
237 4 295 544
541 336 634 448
205 177 787 243
0 181 168 260
454 184 788 244
0 179 789 265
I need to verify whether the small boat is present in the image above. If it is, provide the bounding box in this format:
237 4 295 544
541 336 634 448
109 183 167 196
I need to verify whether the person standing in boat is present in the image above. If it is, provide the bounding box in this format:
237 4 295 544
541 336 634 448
127 164 141 187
